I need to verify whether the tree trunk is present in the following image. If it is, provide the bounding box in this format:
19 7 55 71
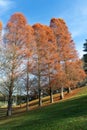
50 87 53 103
26 85 29 111
48 64 53 103
26 95 29 111
67 87 72 93
38 64 42 106
60 87 64 99
38 88 42 106
37 43 42 107
26 62 30 111
7 89 12 116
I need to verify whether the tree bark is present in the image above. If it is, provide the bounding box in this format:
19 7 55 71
26 61 30 111
67 87 72 93
7 88 13 116
60 87 64 99
50 87 53 103
37 49 42 107
38 88 42 106
26 95 29 111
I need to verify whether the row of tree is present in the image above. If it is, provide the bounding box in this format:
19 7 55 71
0 13 86 116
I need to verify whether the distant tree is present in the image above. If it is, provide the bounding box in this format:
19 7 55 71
83 39 87 74
83 39 87 52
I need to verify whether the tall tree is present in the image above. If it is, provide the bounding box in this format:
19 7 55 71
50 18 78 99
41 25 58 103
4 13 27 116
32 24 57 106
23 25 35 111
32 24 46 106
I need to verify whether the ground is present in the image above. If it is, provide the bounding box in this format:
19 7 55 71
0 86 87 130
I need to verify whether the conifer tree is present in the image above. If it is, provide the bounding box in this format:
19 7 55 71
4 13 27 116
50 18 79 99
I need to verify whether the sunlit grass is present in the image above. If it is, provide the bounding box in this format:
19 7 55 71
0 86 87 130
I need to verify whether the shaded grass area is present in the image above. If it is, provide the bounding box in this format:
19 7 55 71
0 92 61 117
0 86 81 116
0 87 87 130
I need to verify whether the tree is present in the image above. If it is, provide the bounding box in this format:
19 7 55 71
63 60 86 93
50 18 78 99
83 39 87 74
41 25 58 103
3 13 27 116
23 25 35 111
32 23 47 106
83 39 87 52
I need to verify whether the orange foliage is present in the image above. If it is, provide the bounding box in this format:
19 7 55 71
7 12 27 27
0 21 2 30
2 12 85 108
5 13 27 47
50 18 78 61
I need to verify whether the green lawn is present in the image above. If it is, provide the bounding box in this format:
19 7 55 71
0 87 87 130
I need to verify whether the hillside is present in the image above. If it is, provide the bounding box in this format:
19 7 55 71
0 87 87 130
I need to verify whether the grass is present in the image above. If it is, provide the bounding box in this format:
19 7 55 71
0 86 87 130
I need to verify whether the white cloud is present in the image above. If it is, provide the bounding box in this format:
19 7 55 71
0 0 15 16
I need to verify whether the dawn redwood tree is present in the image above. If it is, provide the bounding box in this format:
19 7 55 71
42 25 59 103
32 24 60 104
32 24 45 106
23 25 35 111
63 60 86 93
50 18 78 99
72 60 86 86
32 24 55 106
4 13 27 116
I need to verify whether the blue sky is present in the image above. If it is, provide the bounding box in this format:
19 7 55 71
0 0 87 58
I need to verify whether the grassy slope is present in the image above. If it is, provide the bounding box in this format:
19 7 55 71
0 87 87 130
